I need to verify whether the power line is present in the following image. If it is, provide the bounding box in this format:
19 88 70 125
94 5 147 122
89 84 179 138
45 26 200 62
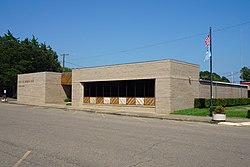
213 21 250 33
67 32 206 64
66 21 250 67
78 32 207 60
65 61 82 68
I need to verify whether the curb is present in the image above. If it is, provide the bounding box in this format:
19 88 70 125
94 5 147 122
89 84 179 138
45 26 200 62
4 101 249 125
95 111 213 123
218 122 250 126
5 101 212 124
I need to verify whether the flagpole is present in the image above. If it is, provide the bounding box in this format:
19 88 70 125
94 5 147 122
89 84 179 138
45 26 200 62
209 27 213 115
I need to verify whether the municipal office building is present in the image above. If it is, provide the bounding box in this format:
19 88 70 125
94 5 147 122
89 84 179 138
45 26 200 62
17 59 248 114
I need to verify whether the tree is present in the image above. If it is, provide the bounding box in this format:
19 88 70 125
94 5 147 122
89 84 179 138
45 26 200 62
0 31 63 97
200 71 230 83
61 67 72 72
221 76 230 83
240 66 250 82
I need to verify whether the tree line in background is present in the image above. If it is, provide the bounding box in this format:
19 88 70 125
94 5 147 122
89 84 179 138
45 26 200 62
200 67 250 83
200 71 230 82
240 67 250 82
0 31 249 97
0 31 68 97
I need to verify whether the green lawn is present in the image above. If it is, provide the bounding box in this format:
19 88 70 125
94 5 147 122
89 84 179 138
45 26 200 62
171 105 250 118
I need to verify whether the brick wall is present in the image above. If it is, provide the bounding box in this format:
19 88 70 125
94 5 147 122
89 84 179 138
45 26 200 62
17 72 67 105
72 60 172 113
45 72 67 104
170 61 200 111
72 60 200 114
199 81 248 98
17 72 46 104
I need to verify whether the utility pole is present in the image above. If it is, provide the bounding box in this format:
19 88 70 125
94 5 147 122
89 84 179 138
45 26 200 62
228 71 240 83
61 54 69 73
231 72 234 83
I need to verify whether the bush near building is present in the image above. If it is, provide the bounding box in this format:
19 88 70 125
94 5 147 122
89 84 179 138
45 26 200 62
194 98 250 108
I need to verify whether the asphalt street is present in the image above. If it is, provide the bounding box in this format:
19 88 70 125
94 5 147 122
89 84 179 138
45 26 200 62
0 103 250 167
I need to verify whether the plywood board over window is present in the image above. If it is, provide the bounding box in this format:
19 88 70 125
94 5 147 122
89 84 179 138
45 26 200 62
111 97 119 104
127 97 136 105
119 97 126 105
136 98 144 105
61 73 72 85
144 98 155 106
96 97 104 104
90 97 96 104
104 97 110 104
83 97 90 103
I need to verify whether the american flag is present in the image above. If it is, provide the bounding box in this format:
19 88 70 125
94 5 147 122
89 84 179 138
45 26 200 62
205 35 210 47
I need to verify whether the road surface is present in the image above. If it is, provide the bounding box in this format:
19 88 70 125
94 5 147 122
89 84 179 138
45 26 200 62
0 103 249 167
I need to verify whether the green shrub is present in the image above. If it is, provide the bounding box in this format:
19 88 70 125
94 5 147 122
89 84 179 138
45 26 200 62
194 98 205 108
64 97 71 102
194 98 250 108
247 110 250 118
210 106 227 114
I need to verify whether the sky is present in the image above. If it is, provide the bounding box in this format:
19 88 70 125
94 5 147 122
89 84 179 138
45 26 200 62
1 0 250 82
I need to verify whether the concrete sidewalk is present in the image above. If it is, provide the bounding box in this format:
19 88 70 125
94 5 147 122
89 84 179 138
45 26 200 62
5 99 250 125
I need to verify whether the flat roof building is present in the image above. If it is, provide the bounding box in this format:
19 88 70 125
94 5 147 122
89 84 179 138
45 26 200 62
240 82 250 97
17 59 248 114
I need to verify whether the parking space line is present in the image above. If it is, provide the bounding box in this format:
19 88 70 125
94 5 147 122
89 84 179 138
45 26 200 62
13 150 31 167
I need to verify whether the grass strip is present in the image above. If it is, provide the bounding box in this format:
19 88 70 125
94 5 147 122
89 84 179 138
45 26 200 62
171 105 250 118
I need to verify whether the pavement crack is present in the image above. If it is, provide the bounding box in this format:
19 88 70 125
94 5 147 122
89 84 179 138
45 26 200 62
128 140 168 167
134 140 168 157
0 139 30 150
128 158 152 167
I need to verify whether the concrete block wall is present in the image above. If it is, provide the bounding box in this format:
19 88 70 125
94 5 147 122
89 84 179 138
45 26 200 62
72 82 83 106
17 72 46 104
72 60 172 113
17 60 249 114
199 81 248 98
17 72 67 105
45 72 67 104
72 59 200 114
169 61 200 111
155 78 171 113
